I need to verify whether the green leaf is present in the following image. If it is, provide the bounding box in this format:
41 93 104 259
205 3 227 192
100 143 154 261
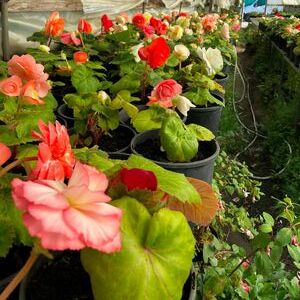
276 228 292 246
258 224 273 233
287 245 300 264
122 102 139 119
0 216 15 257
160 116 198 162
270 244 283 263
97 109 119 131
251 232 271 250
254 252 274 276
166 53 180 67
186 124 215 141
262 212 274 226
110 74 140 95
81 197 195 300
126 155 200 203
203 275 226 297
71 65 100 94
184 88 224 107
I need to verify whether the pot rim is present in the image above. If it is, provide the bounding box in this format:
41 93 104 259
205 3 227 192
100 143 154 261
57 103 74 121
131 129 220 169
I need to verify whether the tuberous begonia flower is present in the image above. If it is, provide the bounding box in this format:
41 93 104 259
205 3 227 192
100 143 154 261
60 32 81 46
44 11 65 37
120 168 157 191
78 18 93 34
0 75 22 97
232 20 241 32
30 120 75 181
142 24 155 38
168 25 184 41
147 79 182 108
150 17 167 35
0 143 11 166
101 14 114 32
73 51 88 64
197 47 223 77
132 13 147 28
138 37 170 69
221 23 230 40
115 13 128 25
174 44 190 61
20 80 45 105
130 43 144 63
173 95 195 116
11 162 122 253
202 14 218 32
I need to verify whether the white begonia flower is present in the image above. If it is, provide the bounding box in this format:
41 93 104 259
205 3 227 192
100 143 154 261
39 45 50 53
168 25 184 41
115 15 126 25
130 43 144 63
98 91 110 103
174 95 196 116
184 28 193 36
174 44 190 61
197 47 224 76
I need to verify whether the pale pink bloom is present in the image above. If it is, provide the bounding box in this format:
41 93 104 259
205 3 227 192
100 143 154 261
232 20 241 32
11 162 122 252
8 54 49 82
60 32 81 46
30 120 75 181
221 23 230 40
0 75 22 97
20 80 45 105
0 143 11 166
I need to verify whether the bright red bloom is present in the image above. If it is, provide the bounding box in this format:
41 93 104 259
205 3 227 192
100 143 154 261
120 168 157 191
179 12 189 17
101 14 113 32
150 17 167 35
295 24 300 30
138 37 170 69
132 13 146 28
44 11 65 37
163 15 171 22
73 51 88 64
78 18 93 34
30 120 75 181
0 143 11 166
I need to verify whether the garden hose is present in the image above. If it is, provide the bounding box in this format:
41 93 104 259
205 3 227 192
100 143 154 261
231 59 292 180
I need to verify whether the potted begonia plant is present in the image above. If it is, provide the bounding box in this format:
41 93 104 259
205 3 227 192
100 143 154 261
130 79 219 183
0 120 218 300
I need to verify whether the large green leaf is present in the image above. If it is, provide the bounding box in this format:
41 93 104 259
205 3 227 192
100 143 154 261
186 124 215 141
160 116 198 162
126 155 200 203
110 74 140 95
81 197 195 300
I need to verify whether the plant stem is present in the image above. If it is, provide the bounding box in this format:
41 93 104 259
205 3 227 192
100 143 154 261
78 31 86 49
141 66 150 102
228 249 256 277
47 37 52 47
0 156 37 178
0 251 39 300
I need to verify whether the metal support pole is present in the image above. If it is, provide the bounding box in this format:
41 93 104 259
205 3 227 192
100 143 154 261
1 0 9 61
179 1 183 15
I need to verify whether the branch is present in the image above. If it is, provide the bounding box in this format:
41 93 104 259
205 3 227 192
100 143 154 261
0 156 37 178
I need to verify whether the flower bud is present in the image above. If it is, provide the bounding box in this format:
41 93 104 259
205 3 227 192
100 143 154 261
39 45 51 53
98 91 109 103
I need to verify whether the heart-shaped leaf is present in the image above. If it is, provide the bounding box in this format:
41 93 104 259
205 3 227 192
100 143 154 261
81 197 195 300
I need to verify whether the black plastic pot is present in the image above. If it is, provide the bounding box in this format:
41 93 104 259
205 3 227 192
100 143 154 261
119 104 187 126
186 92 224 134
57 103 74 129
19 255 196 300
215 73 229 87
131 130 219 183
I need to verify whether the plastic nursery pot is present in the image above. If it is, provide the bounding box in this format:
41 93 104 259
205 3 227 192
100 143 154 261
131 130 220 184
119 105 187 126
19 254 196 300
185 92 225 134
57 103 74 129
215 73 229 87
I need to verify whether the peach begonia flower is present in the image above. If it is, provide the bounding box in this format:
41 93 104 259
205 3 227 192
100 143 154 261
0 143 11 166
20 80 45 105
44 11 65 37
0 75 22 97
30 120 75 181
202 14 218 32
11 162 122 252
61 32 81 46
78 18 93 34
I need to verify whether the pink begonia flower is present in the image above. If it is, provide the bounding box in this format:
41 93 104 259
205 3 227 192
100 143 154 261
11 162 122 252
142 24 155 38
0 143 11 166
8 54 49 82
0 75 22 97
60 32 81 46
147 79 182 108
30 120 75 181
20 80 45 105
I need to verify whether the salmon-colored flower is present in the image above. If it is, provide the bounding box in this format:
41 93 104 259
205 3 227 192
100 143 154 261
232 20 241 32
30 120 75 181
120 168 157 191
202 14 218 32
20 80 45 105
8 54 49 82
0 143 11 166
44 11 65 37
0 75 22 97
60 32 81 46
138 37 170 69
11 162 122 252
78 18 93 34
73 51 88 64
148 79 182 108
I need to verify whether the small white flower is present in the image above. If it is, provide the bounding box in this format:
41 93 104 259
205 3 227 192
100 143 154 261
197 47 223 76
130 43 144 63
98 91 110 103
39 45 50 53
174 95 196 116
184 28 193 36
174 44 190 61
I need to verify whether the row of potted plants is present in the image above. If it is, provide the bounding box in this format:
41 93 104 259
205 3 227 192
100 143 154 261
0 9 239 299
259 13 300 67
